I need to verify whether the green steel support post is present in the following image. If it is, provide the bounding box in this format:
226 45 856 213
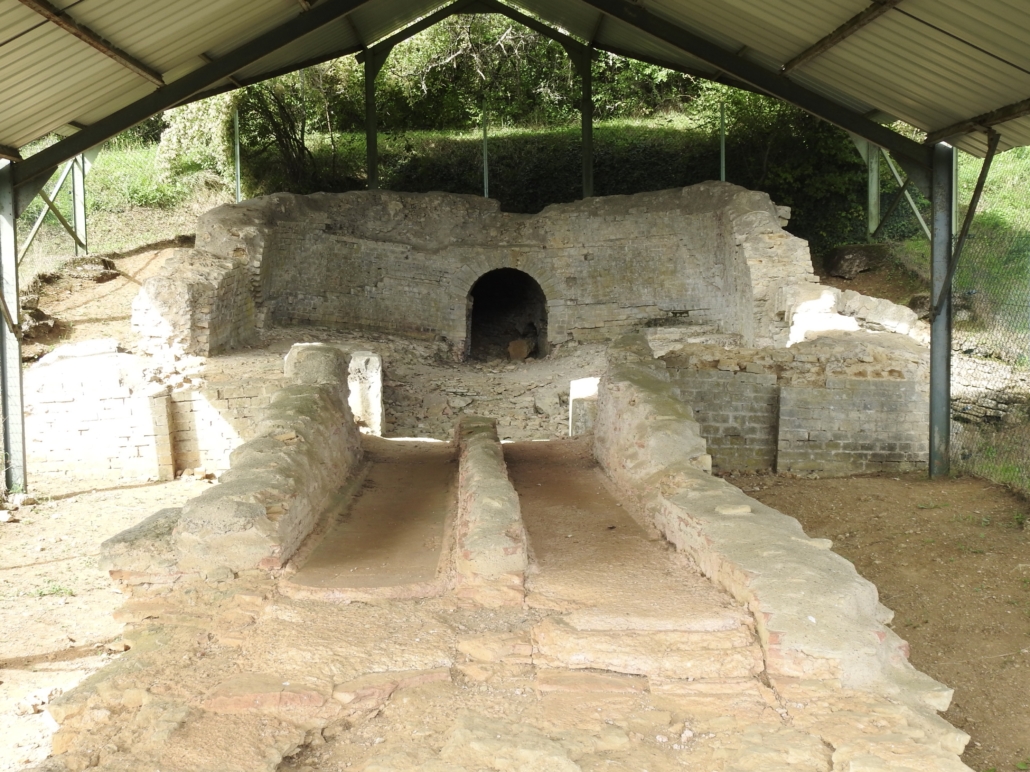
72 154 87 255
867 147 879 239
364 52 387 190
482 112 489 199
581 51 593 198
720 102 726 182
0 162 26 492
234 108 242 203
929 143 955 478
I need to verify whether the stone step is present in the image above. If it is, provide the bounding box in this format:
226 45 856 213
532 616 764 680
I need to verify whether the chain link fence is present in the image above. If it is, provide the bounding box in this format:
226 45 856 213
951 147 1030 496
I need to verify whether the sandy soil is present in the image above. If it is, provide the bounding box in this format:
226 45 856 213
0 477 211 771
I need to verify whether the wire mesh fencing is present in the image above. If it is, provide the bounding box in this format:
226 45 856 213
950 147 1030 496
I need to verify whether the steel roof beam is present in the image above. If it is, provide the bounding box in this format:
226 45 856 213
17 0 164 86
0 145 22 162
925 95 1030 145
781 0 904 74
578 0 933 174
594 42 758 94
11 0 374 215
181 45 365 109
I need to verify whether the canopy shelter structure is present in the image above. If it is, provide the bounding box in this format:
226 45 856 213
2 0 1029 492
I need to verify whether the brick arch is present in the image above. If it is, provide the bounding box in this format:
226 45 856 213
443 260 565 359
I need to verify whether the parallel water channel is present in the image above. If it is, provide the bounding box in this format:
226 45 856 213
287 437 455 591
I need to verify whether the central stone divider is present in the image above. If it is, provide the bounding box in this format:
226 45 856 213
452 416 530 607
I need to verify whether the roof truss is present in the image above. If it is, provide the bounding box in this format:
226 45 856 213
781 0 904 74
12 0 376 216
17 0 165 86
926 95 1030 145
578 0 933 181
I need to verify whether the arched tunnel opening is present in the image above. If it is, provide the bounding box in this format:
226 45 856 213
467 268 549 361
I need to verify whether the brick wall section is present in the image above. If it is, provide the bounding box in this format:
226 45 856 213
664 333 929 475
168 381 278 475
132 248 257 358
24 344 171 481
193 184 816 356
670 369 779 472
777 379 929 475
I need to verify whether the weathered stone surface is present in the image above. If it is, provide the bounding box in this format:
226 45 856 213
132 247 256 358
532 616 763 679
453 416 528 598
534 670 648 694
99 507 182 583
331 668 451 709
663 333 930 475
192 184 816 355
439 714 580 771
201 673 328 718
592 334 969 768
92 343 363 577
457 632 533 663
23 340 174 481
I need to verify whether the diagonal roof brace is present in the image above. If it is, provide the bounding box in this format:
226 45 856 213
782 0 904 74
11 0 376 215
925 95 1030 145
579 0 933 185
17 0 164 85
0 145 22 162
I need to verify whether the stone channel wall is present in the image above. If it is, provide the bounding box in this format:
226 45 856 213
663 332 931 475
453 416 529 607
167 183 816 356
101 344 363 584
592 334 970 767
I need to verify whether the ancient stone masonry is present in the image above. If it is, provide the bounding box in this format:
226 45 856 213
24 340 175 481
100 344 363 584
593 334 970 770
453 416 529 607
180 183 815 356
664 332 931 475
132 247 257 359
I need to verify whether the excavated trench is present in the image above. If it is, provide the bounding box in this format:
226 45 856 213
284 437 455 598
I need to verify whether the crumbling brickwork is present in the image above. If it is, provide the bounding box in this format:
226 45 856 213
133 248 257 358
186 183 814 355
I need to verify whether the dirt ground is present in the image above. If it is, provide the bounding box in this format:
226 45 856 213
733 471 1030 772
0 477 211 770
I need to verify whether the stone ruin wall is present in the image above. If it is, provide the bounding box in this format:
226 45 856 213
663 333 930 475
179 182 815 355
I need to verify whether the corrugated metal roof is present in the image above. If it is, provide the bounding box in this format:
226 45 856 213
0 0 1027 160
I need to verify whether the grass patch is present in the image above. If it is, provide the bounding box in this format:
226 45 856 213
33 581 74 598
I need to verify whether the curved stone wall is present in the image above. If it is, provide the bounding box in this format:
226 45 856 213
183 183 816 356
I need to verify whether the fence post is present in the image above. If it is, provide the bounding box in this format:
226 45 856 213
720 102 726 182
581 50 593 198
867 147 879 239
482 111 489 199
234 107 242 203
